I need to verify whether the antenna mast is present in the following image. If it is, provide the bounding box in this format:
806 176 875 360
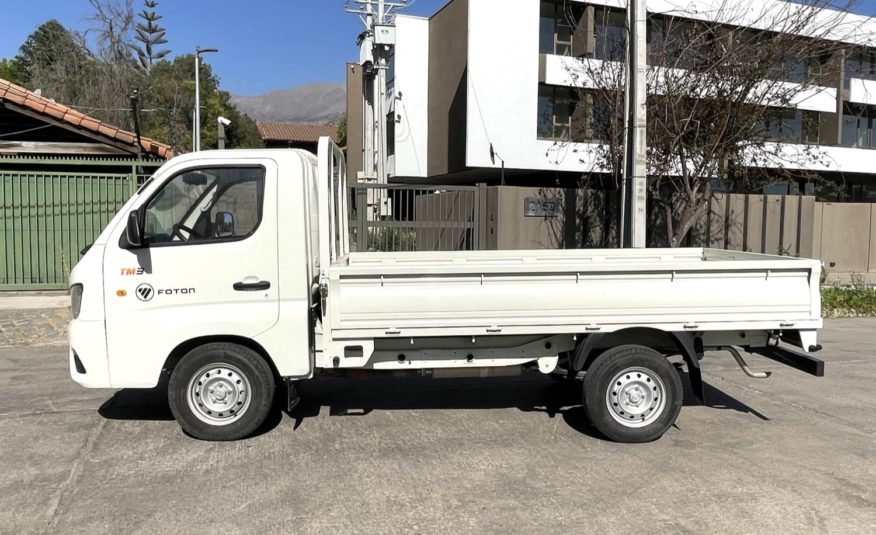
344 0 411 185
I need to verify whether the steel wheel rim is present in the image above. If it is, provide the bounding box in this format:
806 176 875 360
187 363 251 426
605 366 667 428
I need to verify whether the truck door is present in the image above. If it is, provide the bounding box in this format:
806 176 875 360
102 161 279 387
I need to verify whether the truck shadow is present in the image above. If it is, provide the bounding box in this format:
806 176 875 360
287 369 769 439
96 369 768 440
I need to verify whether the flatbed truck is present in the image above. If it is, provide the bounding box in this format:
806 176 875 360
68 139 825 442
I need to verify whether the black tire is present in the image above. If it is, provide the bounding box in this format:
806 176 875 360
582 344 682 443
168 342 276 441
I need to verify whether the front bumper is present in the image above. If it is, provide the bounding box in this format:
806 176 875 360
69 318 111 388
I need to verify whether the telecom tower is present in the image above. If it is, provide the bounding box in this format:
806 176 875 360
345 0 410 185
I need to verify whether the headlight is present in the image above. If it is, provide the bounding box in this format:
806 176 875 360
70 284 83 319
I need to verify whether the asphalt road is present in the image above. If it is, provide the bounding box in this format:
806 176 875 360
0 318 874 534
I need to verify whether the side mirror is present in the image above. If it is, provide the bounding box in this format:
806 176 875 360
215 211 235 238
124 210 144 248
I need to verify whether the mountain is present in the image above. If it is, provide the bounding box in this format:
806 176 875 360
231 82 346 124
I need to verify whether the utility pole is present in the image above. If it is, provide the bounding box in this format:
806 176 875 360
622 0 648 247
194 47 218 152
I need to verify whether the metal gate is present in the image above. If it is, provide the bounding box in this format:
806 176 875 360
349 183 486 252
0 171 134 289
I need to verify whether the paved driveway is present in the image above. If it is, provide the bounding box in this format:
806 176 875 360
0 318 874 534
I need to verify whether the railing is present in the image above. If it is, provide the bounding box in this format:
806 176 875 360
348 183 487 252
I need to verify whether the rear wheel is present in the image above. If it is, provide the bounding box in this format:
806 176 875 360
582 344 682 443
168 342 276 441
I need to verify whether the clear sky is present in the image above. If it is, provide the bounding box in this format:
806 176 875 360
2 0 875 95
0 0 448 95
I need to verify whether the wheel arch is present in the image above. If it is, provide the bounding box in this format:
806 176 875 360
162 335 281 382
572 327 705 403
573 327 677 371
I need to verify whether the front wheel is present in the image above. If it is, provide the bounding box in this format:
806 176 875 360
168 342 276 441
582 345 682 443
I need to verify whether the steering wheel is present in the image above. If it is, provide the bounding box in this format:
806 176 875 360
172 223 206 241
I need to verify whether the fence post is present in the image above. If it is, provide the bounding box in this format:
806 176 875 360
477 183 488 250
129 164 138 197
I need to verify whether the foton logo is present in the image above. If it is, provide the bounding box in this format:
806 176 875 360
158 288 196 296
121 267 145 276
136 284 154 301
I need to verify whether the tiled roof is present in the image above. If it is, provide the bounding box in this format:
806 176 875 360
0 78 173 159
257 122 338 143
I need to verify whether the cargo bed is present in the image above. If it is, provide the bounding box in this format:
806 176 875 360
324 247 822 339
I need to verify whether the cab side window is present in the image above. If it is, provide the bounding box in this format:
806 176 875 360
143 167 265 245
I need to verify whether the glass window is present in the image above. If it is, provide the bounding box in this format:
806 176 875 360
537 87 554 139
539 1 597 57
537 86 612 142
841 115 857 147
537 85 575 140
539 2 557 54
802 111 820 144
143 167 265 245
595 8 626 61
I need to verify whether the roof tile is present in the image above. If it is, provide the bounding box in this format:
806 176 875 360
257 121 338 144
0 76 173 159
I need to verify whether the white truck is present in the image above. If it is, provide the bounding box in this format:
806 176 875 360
68 139 825 442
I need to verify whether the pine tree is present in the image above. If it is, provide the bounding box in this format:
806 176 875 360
132 0 169 72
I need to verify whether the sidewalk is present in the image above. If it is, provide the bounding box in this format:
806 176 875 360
0 294 70 348
0 294 69 311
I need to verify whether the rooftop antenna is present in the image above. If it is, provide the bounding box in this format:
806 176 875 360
344 0 412 185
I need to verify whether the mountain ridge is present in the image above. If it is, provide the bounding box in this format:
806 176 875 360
231 82 346 124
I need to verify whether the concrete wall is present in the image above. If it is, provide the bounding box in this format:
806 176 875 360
427 0 468 177
814 202 876 272
482 187 876 273
393 16 430 178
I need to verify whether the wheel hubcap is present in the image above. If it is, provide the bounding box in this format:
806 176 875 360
605 366 667 428
187 363 251 426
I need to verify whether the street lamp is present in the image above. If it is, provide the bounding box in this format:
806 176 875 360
194 47 219 152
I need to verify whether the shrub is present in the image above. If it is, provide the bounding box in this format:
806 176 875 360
821 273 876 318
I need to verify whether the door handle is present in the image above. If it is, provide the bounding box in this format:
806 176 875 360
233 281 271 292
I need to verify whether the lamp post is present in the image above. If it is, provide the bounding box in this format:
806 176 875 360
194 47 218 151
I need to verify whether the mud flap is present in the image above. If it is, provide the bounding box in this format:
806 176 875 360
670 332 705 404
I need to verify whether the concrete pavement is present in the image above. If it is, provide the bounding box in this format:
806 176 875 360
0 319 874 533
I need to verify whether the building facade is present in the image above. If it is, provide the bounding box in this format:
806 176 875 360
347 0 876 200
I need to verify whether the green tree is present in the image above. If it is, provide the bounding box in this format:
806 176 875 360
10 21 96 112
132 0 169 72
0 59 20 83
12 20 87 89
141 55 262 152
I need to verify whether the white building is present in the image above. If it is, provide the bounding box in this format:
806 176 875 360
346 0 876 201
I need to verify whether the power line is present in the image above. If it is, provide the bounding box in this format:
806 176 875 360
0 124 53 139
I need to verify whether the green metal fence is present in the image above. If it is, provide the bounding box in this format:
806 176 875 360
0 158 164 290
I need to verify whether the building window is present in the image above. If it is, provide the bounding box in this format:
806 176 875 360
538 85 574 140
537 86 612 142
802 111 820 144
845 49 876 86
539 2 574 55
765 109 820 144
594 7 626 62
539 2 625 60
841 104 876 149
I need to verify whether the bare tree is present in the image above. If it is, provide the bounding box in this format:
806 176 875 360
553 0 863 247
